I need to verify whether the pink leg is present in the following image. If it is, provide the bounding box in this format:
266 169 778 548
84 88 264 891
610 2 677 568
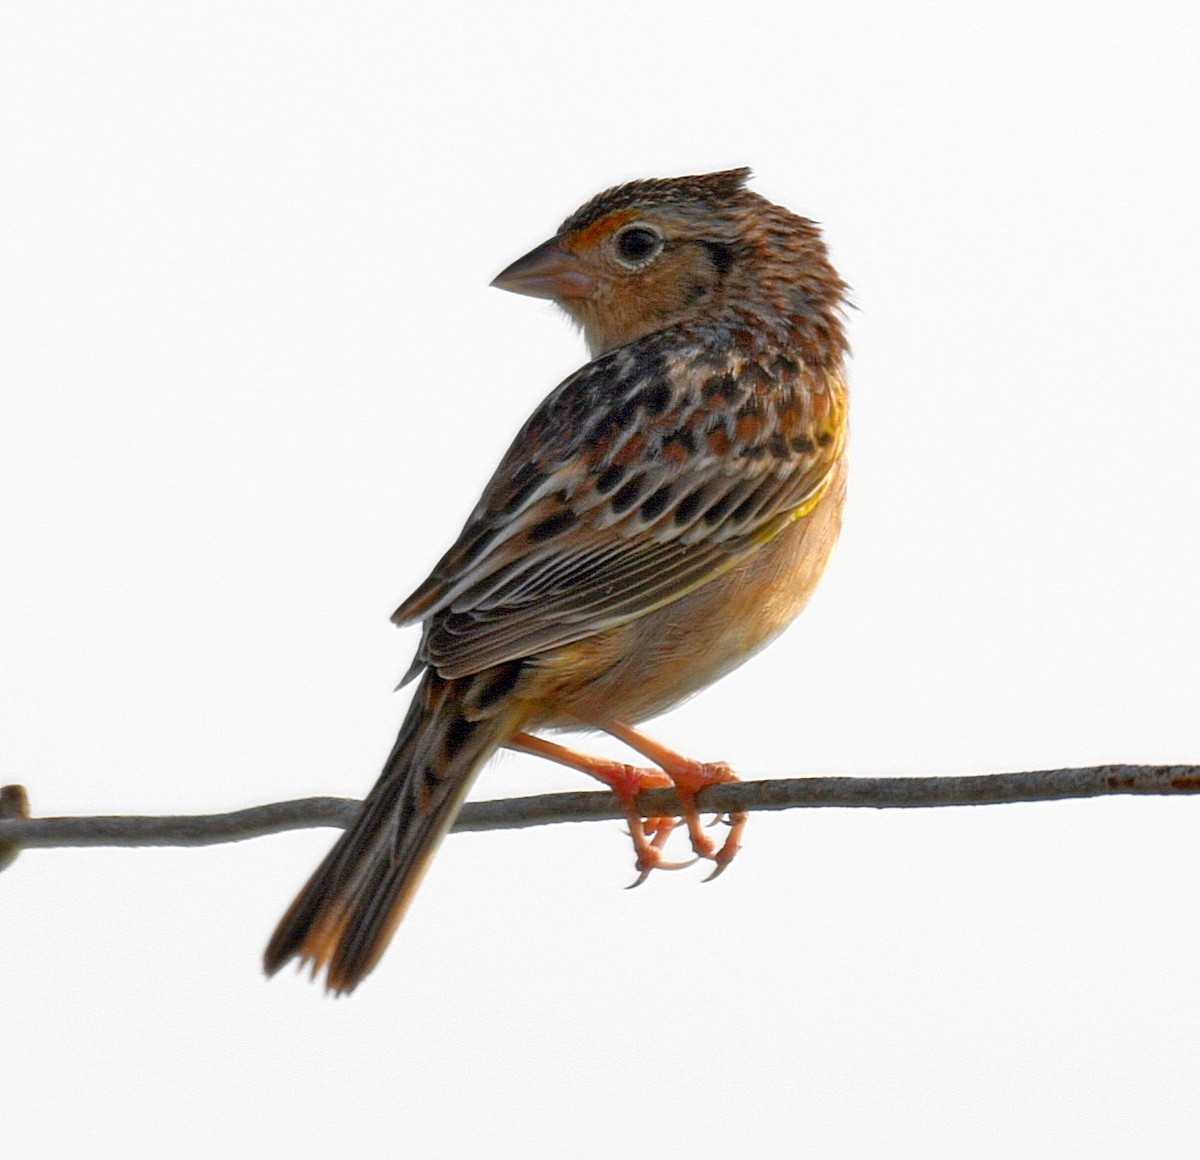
507 732 693 885
598 720 746 879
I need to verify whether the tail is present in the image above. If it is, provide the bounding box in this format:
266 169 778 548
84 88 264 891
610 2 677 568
264 665 522 994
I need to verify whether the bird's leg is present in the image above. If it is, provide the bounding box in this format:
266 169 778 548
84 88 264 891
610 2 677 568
506 732 691 883
596 720 746 879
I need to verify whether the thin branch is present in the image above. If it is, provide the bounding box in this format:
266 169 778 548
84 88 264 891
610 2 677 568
1 764 1198 853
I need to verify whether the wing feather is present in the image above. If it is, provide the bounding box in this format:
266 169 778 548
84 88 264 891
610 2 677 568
393 329 846 679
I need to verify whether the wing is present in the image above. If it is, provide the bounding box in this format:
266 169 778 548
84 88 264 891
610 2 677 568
394 328 847 680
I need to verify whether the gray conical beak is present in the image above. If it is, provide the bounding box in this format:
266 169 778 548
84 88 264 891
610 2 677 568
490 238 596 300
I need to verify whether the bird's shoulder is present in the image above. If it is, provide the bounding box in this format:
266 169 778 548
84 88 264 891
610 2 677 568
392 318 845 667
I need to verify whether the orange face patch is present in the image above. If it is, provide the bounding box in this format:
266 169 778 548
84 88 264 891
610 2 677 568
566 208 637 252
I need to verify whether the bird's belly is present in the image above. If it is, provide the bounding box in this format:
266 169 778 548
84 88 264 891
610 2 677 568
528 456 846 728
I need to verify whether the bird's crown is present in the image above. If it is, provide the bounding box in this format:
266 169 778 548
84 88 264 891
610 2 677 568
560 168 753 236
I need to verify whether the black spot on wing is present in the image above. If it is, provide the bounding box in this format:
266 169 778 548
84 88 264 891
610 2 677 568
595 464 626 495
730 476 780 527
612 396 638 432
639 484 673 523
610 474 647 514
731 491 762 524
662 427 697 455
674 486 709 526
637 381 672 415
702 490 737 526
528 508 580 543
702 373 740 403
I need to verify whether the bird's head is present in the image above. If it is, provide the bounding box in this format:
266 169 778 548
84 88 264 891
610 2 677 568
491 168 846 359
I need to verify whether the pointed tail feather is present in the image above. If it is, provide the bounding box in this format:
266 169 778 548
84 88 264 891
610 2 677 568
264 666 521 993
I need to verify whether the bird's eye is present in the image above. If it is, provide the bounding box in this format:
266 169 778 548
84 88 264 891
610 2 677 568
614 226 663 265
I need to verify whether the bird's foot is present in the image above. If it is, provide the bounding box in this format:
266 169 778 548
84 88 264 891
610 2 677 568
597 722 747 876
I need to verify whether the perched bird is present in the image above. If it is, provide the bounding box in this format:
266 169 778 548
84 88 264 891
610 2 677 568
265 168 849 993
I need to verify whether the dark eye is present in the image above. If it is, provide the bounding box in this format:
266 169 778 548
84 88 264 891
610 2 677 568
615 226 662 264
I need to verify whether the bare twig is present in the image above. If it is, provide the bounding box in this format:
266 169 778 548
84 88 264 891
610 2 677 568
0 784 31 870
0 765 1198 856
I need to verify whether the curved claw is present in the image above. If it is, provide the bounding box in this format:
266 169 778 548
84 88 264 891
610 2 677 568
700 810 746 880
625 854 700 889
663 855 701 871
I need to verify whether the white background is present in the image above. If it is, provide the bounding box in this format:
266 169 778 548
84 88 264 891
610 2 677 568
3 3 1199 1157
